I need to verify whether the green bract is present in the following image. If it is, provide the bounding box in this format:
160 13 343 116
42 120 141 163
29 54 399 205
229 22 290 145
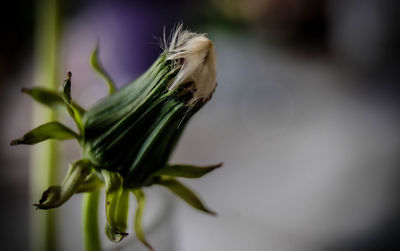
12 26 221 249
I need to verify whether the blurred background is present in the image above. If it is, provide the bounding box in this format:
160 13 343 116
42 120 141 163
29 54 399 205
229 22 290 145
1 0 400 250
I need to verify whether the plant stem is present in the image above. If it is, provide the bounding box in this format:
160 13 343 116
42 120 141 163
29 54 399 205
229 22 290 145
31 0 60 250
83 191 102 251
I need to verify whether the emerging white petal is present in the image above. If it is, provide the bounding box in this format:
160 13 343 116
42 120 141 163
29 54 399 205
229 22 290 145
164 24 217 105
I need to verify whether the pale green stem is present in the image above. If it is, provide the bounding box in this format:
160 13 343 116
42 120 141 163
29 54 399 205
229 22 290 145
83 191 102 251
30 0 60 250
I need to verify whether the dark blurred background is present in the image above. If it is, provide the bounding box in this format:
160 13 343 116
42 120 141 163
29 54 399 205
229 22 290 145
1 0 400 250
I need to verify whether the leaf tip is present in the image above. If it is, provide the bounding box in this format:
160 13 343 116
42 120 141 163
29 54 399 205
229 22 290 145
20 87 29 93
67 71 72 79
33 201 48 210
205 208 217 216
10 139 20 145
33 203 42 209
214 162 223 169
106 226 129 243
144 242 155 251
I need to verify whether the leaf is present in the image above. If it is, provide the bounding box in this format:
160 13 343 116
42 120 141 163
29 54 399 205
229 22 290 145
34 159 93 209
132 189 154 251
102 170 129 242
58 72 84 133
21 87 85 114
156 176 216 215
153 163 222 178
21 87 64 111
10 121 80 145
90 44 116 94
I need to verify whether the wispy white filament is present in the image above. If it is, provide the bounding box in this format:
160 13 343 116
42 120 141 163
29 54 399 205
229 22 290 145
163 24 217 105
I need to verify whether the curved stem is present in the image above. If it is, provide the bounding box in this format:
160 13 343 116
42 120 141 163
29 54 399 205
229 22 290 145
82 191 102 251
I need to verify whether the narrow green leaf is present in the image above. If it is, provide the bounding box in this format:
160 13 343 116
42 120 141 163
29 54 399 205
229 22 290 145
153 163 222 178
34 159 93 209
102 170 129 242
21 87 63 111
21 87 85 114
58 72 84 133
156 176 216 215
10 121 80 145
77 173 104 193
90 44 116 94
132 189 154 251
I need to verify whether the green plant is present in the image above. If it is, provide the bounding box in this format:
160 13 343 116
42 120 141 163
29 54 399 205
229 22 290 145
12 25 221 250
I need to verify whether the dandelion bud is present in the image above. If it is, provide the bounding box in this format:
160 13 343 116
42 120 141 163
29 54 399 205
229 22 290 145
82 26 217 187
12 25 221 249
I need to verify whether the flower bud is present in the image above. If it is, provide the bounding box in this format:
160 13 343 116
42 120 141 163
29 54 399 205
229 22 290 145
82 25 217 187
12 25 220 249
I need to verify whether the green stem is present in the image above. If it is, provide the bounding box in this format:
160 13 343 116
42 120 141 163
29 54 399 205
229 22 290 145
30 0 60 250
83 191 102 251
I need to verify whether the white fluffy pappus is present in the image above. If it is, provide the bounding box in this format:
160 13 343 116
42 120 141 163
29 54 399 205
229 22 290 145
162 25 217 105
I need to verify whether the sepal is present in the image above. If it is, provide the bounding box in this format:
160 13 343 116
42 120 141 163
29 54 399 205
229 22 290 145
10 121 80 145
34 159 93 209
21 87 85 114
59 72 84 133
153 163 222 178
132 189 154 251
90 44 116 94
77 173 104 193
102 170 129 242
156 176 216 215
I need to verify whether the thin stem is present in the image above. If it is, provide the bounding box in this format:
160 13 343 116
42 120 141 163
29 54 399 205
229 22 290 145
83 191 102 251
30 0 60 250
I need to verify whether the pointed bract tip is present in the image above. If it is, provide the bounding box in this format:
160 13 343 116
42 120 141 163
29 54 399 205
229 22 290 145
33 202 51 210
33 201 46 210
117 231 129 238
144 243 155 251
206 208 217 216
10 139 19 146
67 72 72 79
214 162 223 168
108 229 129 243
20 87 29 93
